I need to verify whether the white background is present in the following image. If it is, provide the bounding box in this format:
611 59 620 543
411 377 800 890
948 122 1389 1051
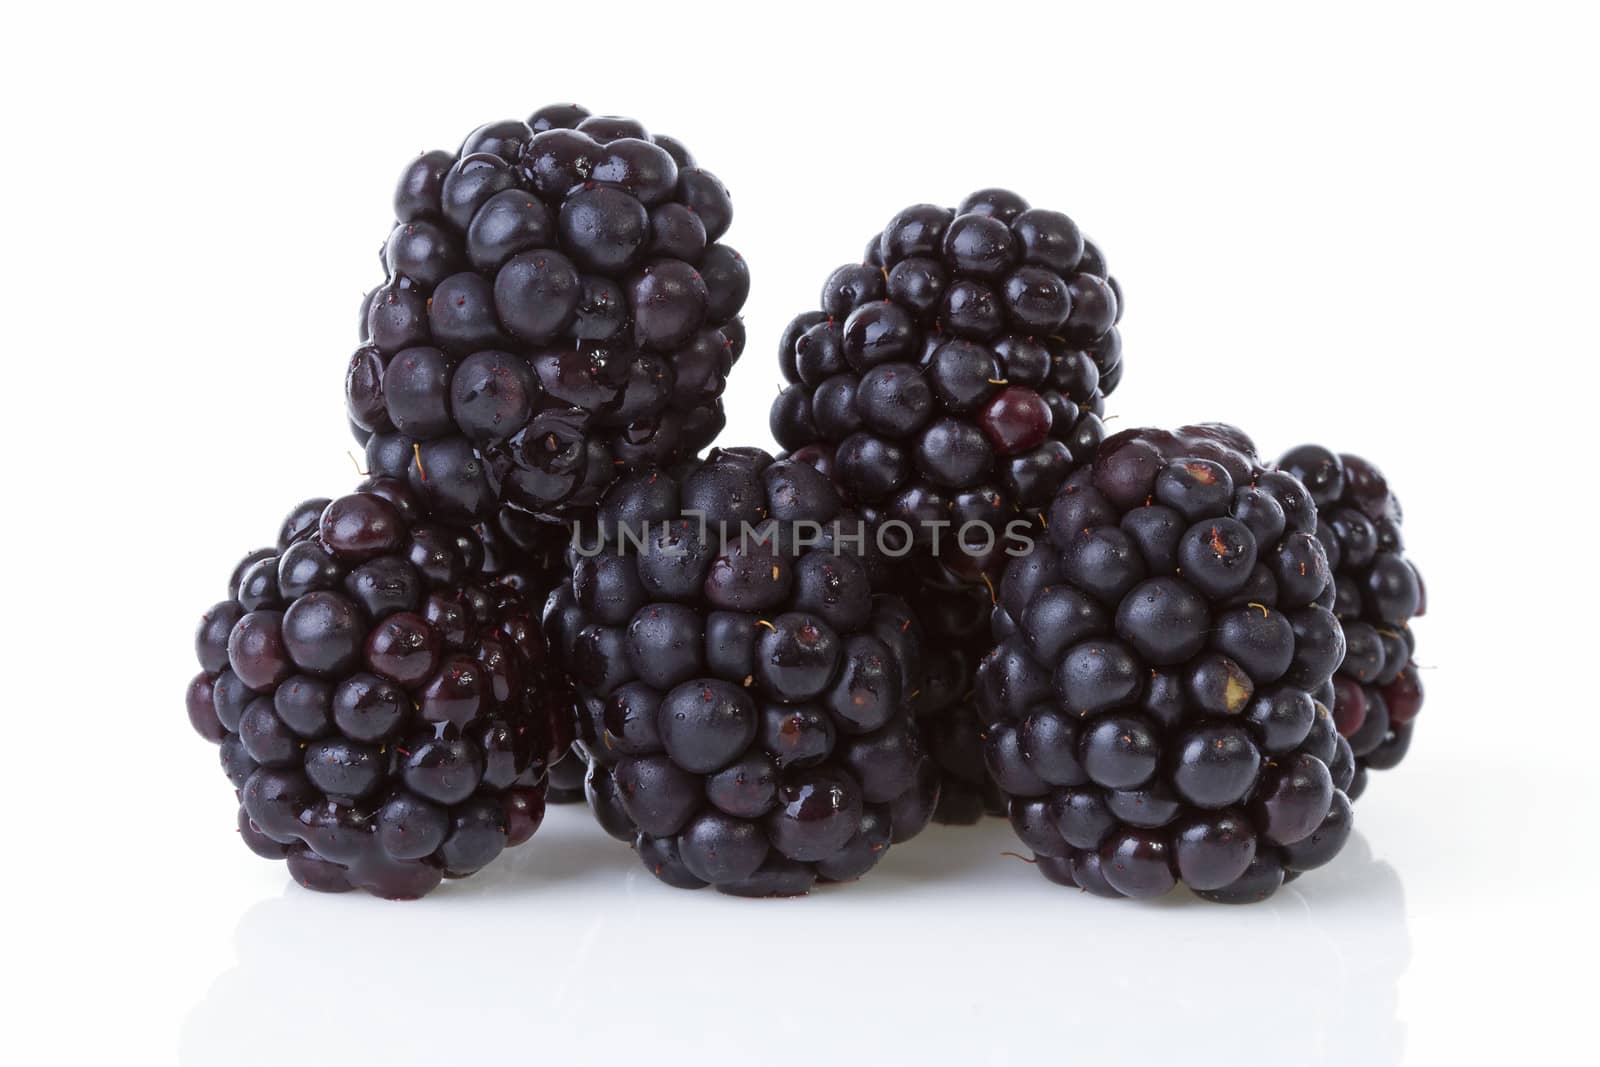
5 2 1597 1063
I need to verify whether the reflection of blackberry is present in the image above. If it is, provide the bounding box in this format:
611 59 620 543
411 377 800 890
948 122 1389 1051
186 482 575 898
1276 446 1424 797
349 104 747 525
893 562 1006 823
770 189 1121 581
980 425 1355 903
542 448 939 895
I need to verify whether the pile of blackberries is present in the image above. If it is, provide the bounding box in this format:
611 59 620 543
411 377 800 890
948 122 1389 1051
187 105 1425 902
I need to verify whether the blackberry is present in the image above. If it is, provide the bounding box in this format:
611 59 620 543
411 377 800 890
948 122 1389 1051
1276 445 1425 796
542 448 939 894
979 425 1354 902
545 749 589 804
893 561 1007 824
770 189 1122 580
350 104 748 525
186 482 576 898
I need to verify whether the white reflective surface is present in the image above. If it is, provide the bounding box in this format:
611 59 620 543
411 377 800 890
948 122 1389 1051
180 810 1415 1067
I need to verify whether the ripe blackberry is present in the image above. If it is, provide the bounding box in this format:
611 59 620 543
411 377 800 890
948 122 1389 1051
542 448 939 895
545 750 588 804
770 189 1121 579
979 425 1354 902
893 562 1006 824
350 104 748 525
1276 445 1424 796
186 482 576 898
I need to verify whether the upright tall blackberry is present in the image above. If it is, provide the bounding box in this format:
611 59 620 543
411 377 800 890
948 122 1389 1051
186 481 575 898
348 103 748 526
542 448 939 895
980 425 1355 902
1276 446 1424 797
769 188 1122 581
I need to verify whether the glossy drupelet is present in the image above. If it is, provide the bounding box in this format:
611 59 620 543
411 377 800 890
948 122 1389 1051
770 188 1122 581
542 448 940 895
978 425 1355 902
349 103 748 525
186 482 576 898
1276 446 1425 797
